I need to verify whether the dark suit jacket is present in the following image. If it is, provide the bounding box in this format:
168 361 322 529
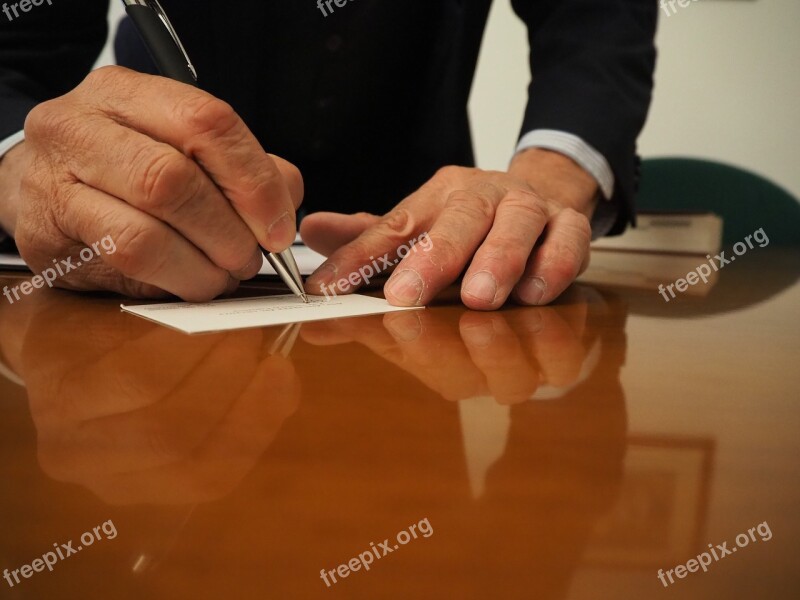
0 0 656 234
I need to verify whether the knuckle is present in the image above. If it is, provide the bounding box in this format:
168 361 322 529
136 148 197 213
427 233 462 266
377 208 414 239
434 165 470 181
503 192 550 222
18 164 45 200
545 241 586 281
553 210 592 256
81 65 124 90
111 223 169 280
24 99 75 143
218 239 259 272
279 160 304 199
482 239 529 274
23 102 50 140
239 165 282 202
445 190 495 220
178 94 239 140
562 208 592 239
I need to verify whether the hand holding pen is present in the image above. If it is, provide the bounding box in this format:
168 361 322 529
7 0 306 303
122 0 308 301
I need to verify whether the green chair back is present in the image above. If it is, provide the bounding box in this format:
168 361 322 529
637 158 800 246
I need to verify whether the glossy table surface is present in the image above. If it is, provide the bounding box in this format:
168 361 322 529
0 249 798 599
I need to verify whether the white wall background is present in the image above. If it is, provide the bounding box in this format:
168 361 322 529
98 0 800 199
470 0 800 199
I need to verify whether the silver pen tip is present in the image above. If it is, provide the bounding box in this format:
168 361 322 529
301 293 310 304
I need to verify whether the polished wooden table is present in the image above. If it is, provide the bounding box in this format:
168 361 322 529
0 249 798 599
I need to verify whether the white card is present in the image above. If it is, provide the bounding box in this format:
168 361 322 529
121 294 423 334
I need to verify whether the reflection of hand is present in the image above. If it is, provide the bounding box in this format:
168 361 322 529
4 293 299 505
302 286 601 405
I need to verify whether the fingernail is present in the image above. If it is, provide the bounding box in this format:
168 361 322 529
385 269 424 305
464 271 498 304
385 312 423 342
517 276 547 305
267 212 294 249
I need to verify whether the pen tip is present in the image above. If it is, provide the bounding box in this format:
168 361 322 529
301 293 310 304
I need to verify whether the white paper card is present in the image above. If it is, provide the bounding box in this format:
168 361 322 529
121 294 422 334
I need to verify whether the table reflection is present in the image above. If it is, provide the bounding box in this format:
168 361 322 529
0 284 633 599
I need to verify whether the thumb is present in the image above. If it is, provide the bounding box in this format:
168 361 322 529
299 211 381 257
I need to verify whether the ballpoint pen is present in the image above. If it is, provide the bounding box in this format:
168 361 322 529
121 0 309 302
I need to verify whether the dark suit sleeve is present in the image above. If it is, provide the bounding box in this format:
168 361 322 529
511 0 657 234
0 1 109 141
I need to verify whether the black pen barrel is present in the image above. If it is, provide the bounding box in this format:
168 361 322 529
124 3 197 86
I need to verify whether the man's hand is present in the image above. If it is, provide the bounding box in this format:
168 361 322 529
0 66 303 301
302 149 599 310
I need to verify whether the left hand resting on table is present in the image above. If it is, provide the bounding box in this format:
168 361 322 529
301 148 600 310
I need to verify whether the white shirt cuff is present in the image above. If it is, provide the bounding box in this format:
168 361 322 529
0 130 25 159
515 129 615 200
0 131 25 244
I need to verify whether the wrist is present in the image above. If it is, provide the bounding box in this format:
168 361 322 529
0 142 26 237
508 147 600 219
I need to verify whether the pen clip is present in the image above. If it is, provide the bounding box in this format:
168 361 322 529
144 0 198 81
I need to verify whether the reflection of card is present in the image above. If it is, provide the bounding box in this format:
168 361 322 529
121 294 423 334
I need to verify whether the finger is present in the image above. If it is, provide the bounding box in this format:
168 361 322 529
529 307 586 387
459 312 539 404
382 311 487 401
384 185 505 306
74 67 300 251
269 154 304 209
305 196 437 297
57 182 234 302
512 208 591 306
71 119 262 280
300 211 380 256
460 189 549 310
